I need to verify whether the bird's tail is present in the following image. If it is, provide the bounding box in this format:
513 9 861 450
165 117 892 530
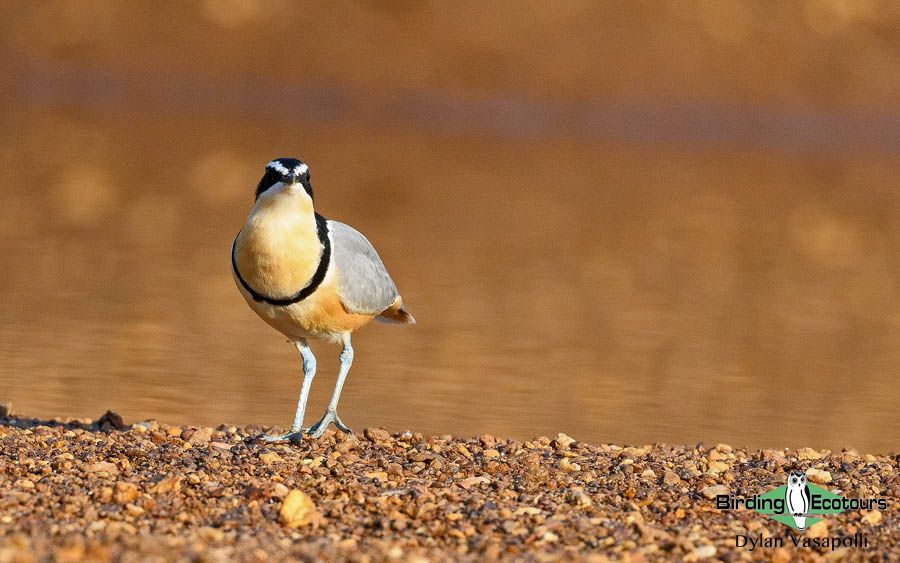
376 296 416 325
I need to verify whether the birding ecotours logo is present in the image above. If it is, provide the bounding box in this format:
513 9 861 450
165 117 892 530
715 470 887 532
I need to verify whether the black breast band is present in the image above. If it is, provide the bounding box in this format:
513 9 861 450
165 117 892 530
231 214 331 306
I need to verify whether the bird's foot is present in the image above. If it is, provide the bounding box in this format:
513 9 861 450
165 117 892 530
305 409 352 438
258 430 306 444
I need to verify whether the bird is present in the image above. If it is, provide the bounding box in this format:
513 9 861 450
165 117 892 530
231 157 414 442
785 471 811 532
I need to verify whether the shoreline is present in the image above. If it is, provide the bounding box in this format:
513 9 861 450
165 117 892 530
0 411 896 561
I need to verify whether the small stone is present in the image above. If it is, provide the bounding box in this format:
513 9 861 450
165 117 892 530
806 468 832 484
662 470 681 486
514 507 541 516
190 428 212 444
363 427 391 443
567 488 592 508
53 540 85 563
459 476 491 489
861 510 882 525
770 547 791 563
0 403 9 418
390 517 407 531
259 452 282 464
88 461 119 477
279 490 320 528
559 458 581 472
556 432 576 445
334 434 360 453
124 503 144 516
690 545 716 560
114 482 140 504
483 449 500 459
478 434 496 447
271 483 289 498
807 520 829 538
796 447 823 460
151 475 183 494
364 471 388 482
98 410 127 431
701 485 729 499
551 433 576 450
199 527 225 541
707 461 728 474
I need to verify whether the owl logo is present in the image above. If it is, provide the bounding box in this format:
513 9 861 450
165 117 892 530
785 471 811 532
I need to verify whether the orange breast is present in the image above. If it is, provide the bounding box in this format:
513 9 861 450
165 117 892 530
297 281 375 335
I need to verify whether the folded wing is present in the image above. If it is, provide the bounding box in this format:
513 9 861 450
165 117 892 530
328 219 400 315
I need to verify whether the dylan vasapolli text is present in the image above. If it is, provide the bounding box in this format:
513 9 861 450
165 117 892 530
736 533 868 551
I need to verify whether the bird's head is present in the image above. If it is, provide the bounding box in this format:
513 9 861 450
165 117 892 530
256 158 313 201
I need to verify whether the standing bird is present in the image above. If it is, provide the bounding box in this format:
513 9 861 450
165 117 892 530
231 158 414 441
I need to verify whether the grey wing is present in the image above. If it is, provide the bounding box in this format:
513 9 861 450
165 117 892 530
328 220 400 315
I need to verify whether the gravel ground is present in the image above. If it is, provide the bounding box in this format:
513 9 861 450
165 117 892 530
0 409 897 562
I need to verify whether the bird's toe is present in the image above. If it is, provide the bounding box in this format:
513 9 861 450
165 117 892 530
306 410 352 438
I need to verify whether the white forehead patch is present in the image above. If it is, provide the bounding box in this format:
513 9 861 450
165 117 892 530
267 160 291 175
294 163 309 175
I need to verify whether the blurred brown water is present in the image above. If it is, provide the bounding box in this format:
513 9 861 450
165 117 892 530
2 1 900 452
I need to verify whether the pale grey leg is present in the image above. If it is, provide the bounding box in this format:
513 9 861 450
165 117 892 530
261 339 316 443
306 333 353 437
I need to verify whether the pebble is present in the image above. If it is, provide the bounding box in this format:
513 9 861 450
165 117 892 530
88 461 119 477
279 490 319 528
188 428 212 444
363 427 391 443
806 468 832 484
559 458 581 472
662 470 681 486
807 520 829 538
796 447 823 460
707 461 728 474
689 545 717 560
259 452 282 464
98 410 127 431
459 475 491 489
364 471 388 482
861 510 882 525
0 412 897 561
700 485 729 499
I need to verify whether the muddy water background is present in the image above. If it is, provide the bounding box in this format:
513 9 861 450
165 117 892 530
2 2 900 452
